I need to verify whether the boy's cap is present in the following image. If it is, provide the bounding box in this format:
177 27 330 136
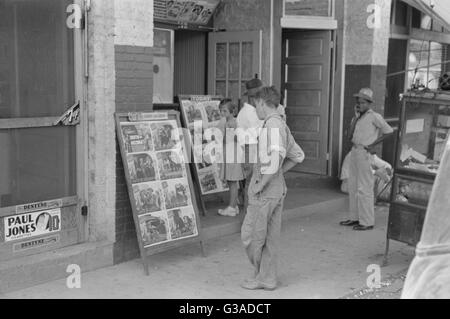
244 79 263 97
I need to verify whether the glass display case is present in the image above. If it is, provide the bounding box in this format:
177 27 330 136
384 90 450 263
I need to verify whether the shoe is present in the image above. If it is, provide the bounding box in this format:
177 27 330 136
240 279 277 291
218 207 238 217
339 220 359 226
353 225 374 231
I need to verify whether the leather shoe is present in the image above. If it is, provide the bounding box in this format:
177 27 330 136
339 220 359 226
353 225 374 231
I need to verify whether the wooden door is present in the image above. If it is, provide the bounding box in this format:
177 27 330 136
208 31 261 104
282 30 332 175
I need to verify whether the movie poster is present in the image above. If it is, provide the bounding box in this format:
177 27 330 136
151 120 182 151
139 212 170 247
120 123 153 153
179 96 229 195
120 117 199 249
167 207 198 240
154 0 220 26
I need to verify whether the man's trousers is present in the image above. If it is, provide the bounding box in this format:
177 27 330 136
347 147 375 227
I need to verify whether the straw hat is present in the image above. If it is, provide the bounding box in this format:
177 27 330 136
353 88 374 103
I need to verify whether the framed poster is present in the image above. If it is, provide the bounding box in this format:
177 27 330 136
178 95 229 196
115 111 205 275
154 0 220 26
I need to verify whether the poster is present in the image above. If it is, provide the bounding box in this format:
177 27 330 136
154 0 220 25
4 208 61 242
179 95 229 195
118 115 200 249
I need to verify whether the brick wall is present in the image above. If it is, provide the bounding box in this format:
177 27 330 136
114 45 153 264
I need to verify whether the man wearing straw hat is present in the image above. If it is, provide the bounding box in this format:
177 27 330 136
340 88 394 231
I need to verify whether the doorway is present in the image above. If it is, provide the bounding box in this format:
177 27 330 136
0 0 85 261
281 30 333 175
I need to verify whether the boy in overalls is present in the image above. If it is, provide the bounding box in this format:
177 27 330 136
240 86 304 290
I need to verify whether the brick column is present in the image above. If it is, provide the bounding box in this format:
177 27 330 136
342 0 392 155
113 0 154 264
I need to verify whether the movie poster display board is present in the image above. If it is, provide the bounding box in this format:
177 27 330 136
115 111 205 275
178 95 229 199
154 0 220 26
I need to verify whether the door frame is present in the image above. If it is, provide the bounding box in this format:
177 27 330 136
0 0 87 243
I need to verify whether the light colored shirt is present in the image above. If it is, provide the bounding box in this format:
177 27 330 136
236 103 263 146
250 114 288 199
351 109 393 147
260 113 305 173
285 125 305 164
236 103 287 146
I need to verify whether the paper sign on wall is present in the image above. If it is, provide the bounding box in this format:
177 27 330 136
4 209 61 242
406 119 425 134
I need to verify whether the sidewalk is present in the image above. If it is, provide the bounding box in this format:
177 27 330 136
0 203 414 299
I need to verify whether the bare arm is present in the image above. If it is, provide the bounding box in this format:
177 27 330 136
282 158 298 173
366 133 394 154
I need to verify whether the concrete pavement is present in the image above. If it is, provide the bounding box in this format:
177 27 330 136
0 205 414 299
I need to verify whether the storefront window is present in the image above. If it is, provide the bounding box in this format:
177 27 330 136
284 0 332 17
411 7 432 30
0 0 76 208
408 40 448 90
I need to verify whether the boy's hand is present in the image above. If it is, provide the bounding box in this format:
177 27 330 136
252 181 265 195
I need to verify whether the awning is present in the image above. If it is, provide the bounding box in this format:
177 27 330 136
402 0 450 30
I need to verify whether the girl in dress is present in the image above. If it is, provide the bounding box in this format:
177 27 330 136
217 99 245 217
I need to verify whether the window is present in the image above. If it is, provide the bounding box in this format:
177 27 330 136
408 40 449 90
392 0 408 27
153 28 174 104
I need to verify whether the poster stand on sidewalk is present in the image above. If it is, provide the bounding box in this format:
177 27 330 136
177 95 230 216
115 111 206 275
